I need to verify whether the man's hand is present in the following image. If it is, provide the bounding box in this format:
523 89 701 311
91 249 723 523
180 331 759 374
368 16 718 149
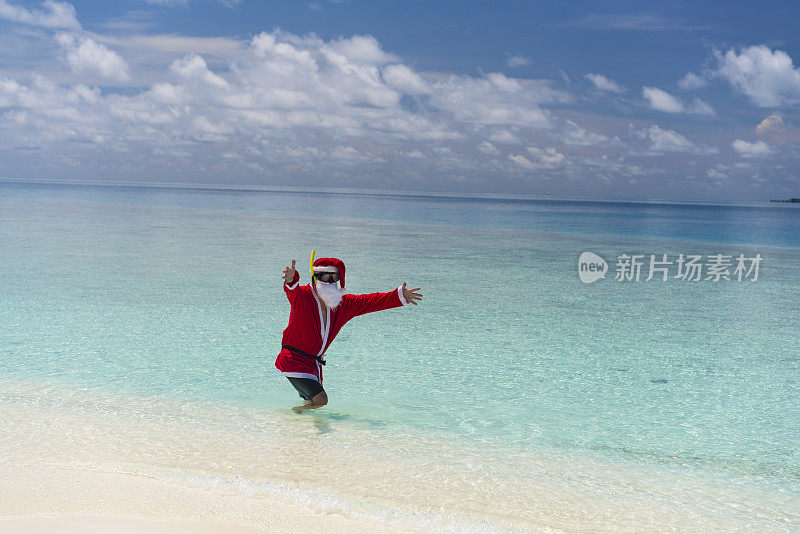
402 282 423 305
283 259 297 284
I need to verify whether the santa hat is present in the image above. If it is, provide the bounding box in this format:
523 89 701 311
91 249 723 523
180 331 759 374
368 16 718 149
313 257 346 289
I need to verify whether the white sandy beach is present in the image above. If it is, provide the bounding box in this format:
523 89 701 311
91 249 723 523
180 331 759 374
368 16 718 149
3 379 798 534
0 464 409 534
1 381 511 534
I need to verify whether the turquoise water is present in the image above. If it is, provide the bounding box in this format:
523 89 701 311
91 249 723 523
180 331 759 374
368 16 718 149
2 181 799 530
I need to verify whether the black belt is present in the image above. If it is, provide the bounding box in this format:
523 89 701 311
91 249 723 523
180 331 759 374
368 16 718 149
282 344 326 365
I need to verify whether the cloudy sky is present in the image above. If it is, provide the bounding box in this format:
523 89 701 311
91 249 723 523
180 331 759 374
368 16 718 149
1 0 799 200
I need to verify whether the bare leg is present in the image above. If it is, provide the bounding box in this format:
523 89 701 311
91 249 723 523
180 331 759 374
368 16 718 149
292 390 328 411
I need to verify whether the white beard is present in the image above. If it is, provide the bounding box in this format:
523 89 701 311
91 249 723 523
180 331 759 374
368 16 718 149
315 281 343 309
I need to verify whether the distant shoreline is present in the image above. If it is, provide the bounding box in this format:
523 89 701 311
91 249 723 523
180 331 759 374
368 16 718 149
769 198 800 203
0 177 788 208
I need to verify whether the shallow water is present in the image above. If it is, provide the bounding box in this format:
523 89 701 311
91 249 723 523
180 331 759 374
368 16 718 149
1 181 799 531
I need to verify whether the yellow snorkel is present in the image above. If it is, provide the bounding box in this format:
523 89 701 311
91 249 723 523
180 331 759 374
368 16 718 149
309 249 316 278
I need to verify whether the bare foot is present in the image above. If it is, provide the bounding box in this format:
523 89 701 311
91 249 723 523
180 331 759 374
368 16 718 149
292 400 316 411
292 391 327 411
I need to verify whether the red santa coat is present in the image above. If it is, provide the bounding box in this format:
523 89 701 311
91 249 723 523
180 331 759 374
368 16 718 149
275 271 407 383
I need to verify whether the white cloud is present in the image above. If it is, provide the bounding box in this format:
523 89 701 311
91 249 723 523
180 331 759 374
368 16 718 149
0 0 79 29
755 114 800 145
756 114 783 137
586 73 625 93
562 119 614 146
251 32 319 71
330 145 370 162
0 28 578 182
430 72 567 128
508 146 567 171
112 34 243 57
56 33 130 81
642 86 684 113
678 72 707 90
170 53 227 88
508 154 535 169
382 64 429 95
637 125 715 154
192 115 233 137
707 168 728 180
689 98 714 116
478 141 500 155
244 31 402 111
732 139 772 157
714 45 800 107
326 34 397 65
527 146 567 168
488 129 521 144
0 76 23 107
507 55 530 67
642 86 714 115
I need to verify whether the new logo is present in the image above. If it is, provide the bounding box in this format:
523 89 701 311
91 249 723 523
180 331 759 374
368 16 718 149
578 252 608 283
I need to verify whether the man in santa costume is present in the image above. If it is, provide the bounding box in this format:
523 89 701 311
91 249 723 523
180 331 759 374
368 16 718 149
276 251 422 410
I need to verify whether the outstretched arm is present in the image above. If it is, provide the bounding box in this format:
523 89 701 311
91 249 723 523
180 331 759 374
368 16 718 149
344 282 423 317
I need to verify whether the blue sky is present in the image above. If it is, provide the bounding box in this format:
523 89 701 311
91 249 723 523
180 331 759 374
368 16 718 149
1 0 799 200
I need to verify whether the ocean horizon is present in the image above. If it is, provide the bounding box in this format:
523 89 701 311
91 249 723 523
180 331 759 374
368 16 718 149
2 177 795 206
